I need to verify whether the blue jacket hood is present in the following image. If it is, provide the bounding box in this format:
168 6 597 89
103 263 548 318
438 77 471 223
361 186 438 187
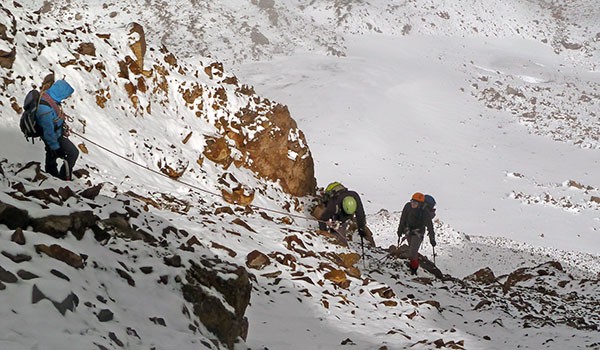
46 80 74 103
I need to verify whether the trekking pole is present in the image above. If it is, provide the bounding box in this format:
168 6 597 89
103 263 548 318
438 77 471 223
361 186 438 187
360 235 365 269
432 246 436 265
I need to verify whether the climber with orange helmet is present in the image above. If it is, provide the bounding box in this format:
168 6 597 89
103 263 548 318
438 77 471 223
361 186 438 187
397 192 436 275
317 182 375 246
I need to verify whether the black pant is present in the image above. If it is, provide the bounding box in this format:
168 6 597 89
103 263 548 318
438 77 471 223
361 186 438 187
45 137 79 180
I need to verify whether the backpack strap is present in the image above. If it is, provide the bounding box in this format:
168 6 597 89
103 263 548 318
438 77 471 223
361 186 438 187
40 92 66 121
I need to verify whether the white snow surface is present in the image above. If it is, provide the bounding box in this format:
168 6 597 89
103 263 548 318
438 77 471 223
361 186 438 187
0 1 599 350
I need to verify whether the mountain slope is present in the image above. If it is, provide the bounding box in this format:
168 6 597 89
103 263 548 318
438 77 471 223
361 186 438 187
1 1 600 350
36 0 600 67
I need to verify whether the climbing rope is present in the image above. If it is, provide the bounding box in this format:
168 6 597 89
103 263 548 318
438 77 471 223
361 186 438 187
71 130 323 225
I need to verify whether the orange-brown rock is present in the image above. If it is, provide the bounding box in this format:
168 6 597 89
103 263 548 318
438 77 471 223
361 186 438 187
283 234 307 251
324 269 347 285
0 8 16 69
211 242 237 257
160 164 187 179
181 83 203 106
268 252 296 268
78 143 89 154
127 22 146 69
246 250 270 270
164 52 178 67
76 42 96 56
0 47 15 69
315 229 348 247
239 103 316 196
346 266 361 279
96 90 109 108
371 286 395 299
339 253 361 268
222 186 254 206
204 61 224 79
381 300 398 307
203 136 233 169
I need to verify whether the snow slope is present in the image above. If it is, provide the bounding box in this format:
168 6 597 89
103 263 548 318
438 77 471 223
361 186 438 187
235 34 600 258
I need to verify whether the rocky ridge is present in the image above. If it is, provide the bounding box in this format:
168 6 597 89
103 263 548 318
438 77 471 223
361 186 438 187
33 0 600 68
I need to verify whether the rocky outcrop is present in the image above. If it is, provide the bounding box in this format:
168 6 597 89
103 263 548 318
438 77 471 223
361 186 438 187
127 22 146 70
182 258 251 350
0 6 16 69
31 211 98 239
235 103 316 197
204 100 316 196
0 201 30 230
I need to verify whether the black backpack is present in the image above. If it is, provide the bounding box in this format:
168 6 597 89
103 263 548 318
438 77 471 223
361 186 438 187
19 89 51 143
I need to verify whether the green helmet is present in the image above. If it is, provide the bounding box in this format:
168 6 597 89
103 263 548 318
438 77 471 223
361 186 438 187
325 181 345 193
342 196 357 215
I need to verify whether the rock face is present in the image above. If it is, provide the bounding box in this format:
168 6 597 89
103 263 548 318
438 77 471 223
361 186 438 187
182 258 251 350
206 101 317 197
238 103 316 197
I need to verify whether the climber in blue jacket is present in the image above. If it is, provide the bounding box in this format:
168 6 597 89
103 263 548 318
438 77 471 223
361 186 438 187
36 79 79 180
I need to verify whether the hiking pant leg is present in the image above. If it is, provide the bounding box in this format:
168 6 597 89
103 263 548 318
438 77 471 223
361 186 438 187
408 232 424 270
44 144 59 177
58 137 79 180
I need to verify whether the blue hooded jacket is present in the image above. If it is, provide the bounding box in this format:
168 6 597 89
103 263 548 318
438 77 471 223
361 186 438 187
36 80 74 150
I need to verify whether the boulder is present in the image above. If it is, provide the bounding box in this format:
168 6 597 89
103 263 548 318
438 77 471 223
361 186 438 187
30 215 72 238
182 258 251 350
35 244 84 269
324 269 348 285
207 102 316 196
11 228 26 245
0 45 15 70
236 103 316 196
0 265 18 283
31 285 78 316
465 267 497 285
79 184 103 200
246 250 270 270
0 202 30 230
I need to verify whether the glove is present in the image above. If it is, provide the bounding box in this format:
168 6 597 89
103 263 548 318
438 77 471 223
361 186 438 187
430 237 437 247
358 228 366 238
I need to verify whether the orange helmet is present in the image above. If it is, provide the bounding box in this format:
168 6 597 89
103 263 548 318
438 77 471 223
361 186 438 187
411 192 425 202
